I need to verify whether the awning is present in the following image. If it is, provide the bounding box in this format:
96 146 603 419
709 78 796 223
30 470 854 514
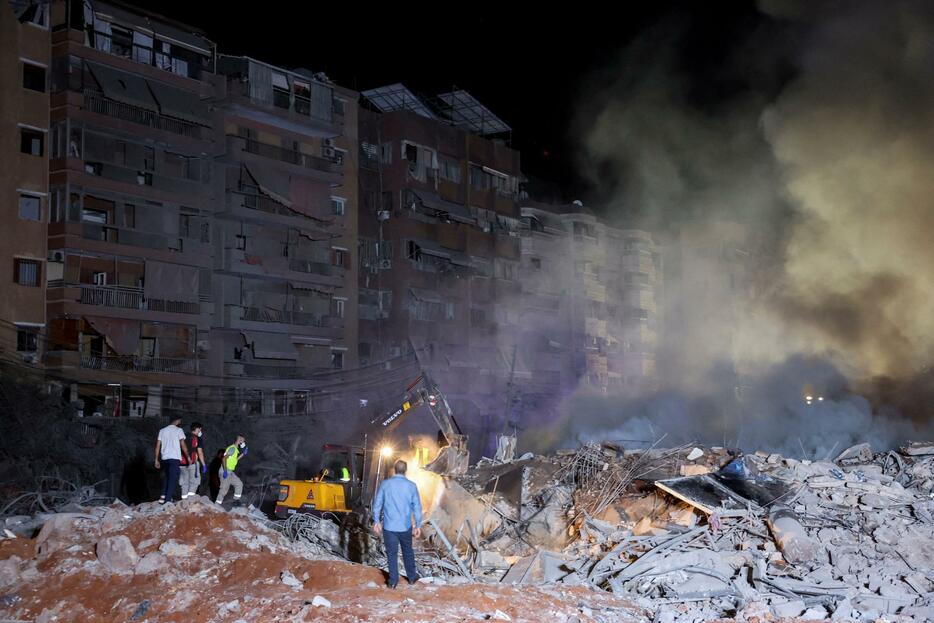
243 331 297 360
290 281 333 294
146 79 210 124
411 190 473 223
482 165 509 179
289 176 331 219
409 288 442 303
243 163 292 207
87 62 159 112
144 260 199 303
85 316 140 356
415 239 451 259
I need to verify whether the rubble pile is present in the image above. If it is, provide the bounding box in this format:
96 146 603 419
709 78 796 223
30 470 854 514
428 441 934 621
0 496 646 623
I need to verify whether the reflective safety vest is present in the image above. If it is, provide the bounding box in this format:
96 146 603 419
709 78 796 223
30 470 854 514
225 445 242 471
340 467 350 481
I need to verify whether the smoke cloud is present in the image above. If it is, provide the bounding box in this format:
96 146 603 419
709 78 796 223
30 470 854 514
545 0 934 452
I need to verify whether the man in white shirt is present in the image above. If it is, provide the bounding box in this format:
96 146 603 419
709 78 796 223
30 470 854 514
154 416 188 504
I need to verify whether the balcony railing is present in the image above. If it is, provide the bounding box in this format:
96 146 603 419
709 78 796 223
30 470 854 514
84 91 203 139
77 284 200 315
226 362 325 379
81 354 198 374
241 306 328 327
231 136 338 174
289 258 333 277
88 30 208 80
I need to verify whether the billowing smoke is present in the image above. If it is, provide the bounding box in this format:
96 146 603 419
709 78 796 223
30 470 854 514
542 0 934 452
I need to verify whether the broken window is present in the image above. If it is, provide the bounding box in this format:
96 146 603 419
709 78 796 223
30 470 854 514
20 128 44 156
22 62 46 92
293 80 311 115
406 240 422 261
14 258 41 287
18 194 41 221
17 327 39 353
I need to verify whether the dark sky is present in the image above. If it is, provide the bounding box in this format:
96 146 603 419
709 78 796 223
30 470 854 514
138 1 775 200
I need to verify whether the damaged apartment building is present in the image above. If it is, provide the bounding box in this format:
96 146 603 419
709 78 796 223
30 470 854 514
517 201 660 401
4 0 357 420
356 85 524 449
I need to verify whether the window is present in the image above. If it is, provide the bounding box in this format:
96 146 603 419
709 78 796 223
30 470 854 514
379 142 393 164
330 248 348 268
439 157 461 183
330 196 346 216
20 128 44 156
22 62 45 92
404 143 418 163
16 1 48 27
293 80 311 115
14 258 41 286
81 209 108 224
530 257 542 269
17 327 38 353
470 308 486 326
18 194 41 221
92 271 108 286
115 140 127 166
330 350 344 369
143 146 155 171
272 72 290 109
236 235 246 250
444 302 455 321
50 121 66 158
124 204 136 228
49 187 64 222
273 390 287 415
140 337 156 357
332 298 345 319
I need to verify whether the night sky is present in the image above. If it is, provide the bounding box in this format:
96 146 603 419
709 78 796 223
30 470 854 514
138 1 785 201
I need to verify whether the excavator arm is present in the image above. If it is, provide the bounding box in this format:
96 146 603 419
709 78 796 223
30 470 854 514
369 372 469 475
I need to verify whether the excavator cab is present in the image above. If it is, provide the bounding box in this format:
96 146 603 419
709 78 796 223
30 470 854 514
275 444 366 519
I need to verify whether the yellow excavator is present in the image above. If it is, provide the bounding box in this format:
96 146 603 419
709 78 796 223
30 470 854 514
274 372 468 519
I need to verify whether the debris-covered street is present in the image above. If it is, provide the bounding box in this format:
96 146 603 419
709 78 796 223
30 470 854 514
2 440 933 622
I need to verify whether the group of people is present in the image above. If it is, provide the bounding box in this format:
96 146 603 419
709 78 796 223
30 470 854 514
154 416 248 506
157 415 425 589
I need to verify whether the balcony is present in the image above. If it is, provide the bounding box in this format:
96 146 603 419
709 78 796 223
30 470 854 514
241 306 333 328
289 258 333 277
86 29 209 81
229 135 338 174
81 354 198 374
225 361 326 379
74 284 201 315
84 91 204 139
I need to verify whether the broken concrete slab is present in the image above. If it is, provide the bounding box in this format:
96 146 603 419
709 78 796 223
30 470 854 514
96 535 139 574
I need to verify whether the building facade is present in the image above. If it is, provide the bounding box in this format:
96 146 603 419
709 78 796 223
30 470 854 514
1 0 51 363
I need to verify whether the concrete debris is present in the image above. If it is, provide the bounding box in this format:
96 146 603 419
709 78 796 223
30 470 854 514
95 534 139 574
428 439 934 621
310 595 331 608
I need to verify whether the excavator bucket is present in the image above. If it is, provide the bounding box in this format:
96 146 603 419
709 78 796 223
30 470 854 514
425 436 469 476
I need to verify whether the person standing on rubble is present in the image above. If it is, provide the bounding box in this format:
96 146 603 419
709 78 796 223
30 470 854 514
154 416 188 504
372 459 422 588
215 434 248 505
179 422 206 499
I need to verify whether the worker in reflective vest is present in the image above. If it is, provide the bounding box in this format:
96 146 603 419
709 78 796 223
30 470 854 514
215 434 247 505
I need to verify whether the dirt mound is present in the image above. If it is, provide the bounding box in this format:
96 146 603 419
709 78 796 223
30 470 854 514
0 497 645 623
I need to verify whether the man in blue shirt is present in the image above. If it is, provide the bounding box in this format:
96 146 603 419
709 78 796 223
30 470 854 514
372 459 422 588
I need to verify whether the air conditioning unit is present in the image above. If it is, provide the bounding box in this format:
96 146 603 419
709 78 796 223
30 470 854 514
128 400 146 418
322 146 336 160
377 259 392 269
48 250 65 262
377 210 391 222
